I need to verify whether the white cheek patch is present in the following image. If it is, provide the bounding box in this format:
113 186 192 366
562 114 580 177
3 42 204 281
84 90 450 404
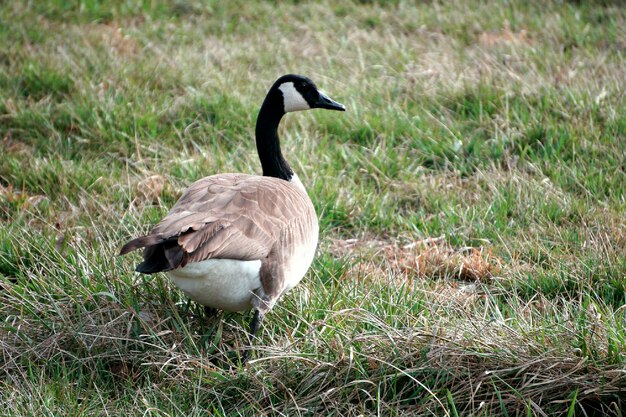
278 82 310 113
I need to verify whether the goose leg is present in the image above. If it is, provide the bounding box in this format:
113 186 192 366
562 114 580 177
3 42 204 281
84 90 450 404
241 309 264 365
203 306 218 318
249 309 264 338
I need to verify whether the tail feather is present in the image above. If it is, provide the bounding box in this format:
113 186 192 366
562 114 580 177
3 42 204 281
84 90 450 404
119 234 164 256
136 244 172 273
120 233 186 274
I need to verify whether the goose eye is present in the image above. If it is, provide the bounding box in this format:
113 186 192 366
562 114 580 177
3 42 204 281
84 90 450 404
307 86 318 96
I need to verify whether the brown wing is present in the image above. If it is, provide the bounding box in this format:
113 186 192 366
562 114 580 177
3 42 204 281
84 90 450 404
119 173 316 273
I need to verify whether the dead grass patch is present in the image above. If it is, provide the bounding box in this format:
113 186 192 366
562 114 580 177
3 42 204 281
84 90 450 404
83 22 139 57
386 238 501 282
331 236 502 284
133 174 166 204
478 28 533 47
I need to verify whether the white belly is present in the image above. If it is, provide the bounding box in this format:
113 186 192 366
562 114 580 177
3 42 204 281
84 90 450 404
167 227 318 312
168 259 262 312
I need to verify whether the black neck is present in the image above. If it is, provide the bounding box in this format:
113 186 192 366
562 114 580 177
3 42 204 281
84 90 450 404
255 90 293 181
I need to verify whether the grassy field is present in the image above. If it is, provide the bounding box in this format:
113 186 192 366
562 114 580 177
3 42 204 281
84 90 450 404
1 0 625 415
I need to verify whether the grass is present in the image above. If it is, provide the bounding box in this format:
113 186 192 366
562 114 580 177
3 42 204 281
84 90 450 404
1 0 625 415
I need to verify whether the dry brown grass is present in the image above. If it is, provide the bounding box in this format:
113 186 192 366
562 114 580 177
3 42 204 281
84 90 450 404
1 0 625 415
331 235 501 284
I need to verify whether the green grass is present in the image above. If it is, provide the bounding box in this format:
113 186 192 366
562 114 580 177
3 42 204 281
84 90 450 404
1 0 626 415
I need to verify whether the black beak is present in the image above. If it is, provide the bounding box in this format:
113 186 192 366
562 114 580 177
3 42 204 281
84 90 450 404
315 91 346 111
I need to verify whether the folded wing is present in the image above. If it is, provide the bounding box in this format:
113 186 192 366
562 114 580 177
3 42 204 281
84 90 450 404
120 173 313 273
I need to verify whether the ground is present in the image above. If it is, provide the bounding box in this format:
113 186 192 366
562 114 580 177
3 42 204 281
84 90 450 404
0 1 625 416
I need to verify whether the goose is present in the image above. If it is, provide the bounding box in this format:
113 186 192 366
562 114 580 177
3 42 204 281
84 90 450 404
120 74 345 360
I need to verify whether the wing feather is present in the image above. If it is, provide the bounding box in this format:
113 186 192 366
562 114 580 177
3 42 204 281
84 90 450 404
120 173 316 272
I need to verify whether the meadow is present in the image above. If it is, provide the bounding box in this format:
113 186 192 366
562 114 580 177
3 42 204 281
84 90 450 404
1 0 625 415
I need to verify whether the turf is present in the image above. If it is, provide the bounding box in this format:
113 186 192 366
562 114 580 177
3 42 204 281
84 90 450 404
1 0 625 415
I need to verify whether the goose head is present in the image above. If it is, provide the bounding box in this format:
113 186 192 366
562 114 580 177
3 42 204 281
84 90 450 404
255 74 345 182
270 74 346 114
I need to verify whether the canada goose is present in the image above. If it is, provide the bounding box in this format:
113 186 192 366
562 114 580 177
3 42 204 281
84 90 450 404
120 74 345 360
